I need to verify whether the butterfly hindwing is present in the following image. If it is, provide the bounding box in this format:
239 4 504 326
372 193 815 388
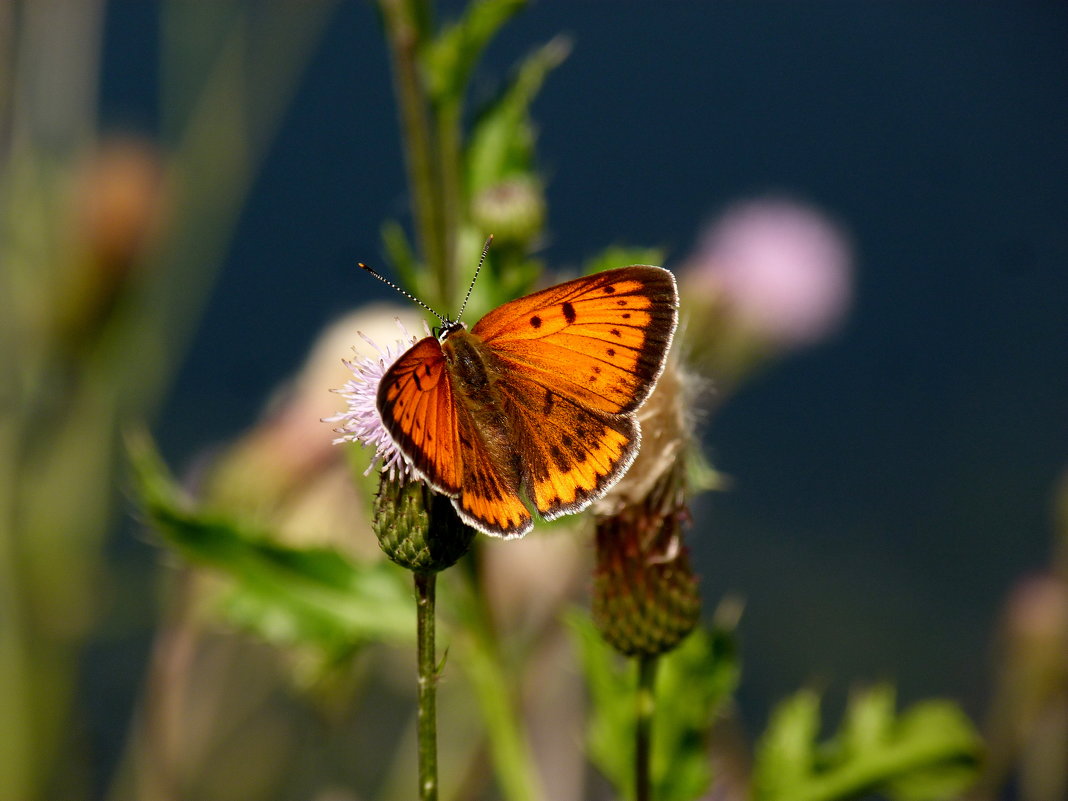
452 401 532 538
376 336 462 495
494 371 639 519
470 266 678 415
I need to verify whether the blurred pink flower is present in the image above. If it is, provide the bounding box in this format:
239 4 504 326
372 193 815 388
685 197 853 347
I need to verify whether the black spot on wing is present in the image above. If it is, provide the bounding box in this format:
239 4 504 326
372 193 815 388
530 315 542 328
562 301 576 324
549 444 569 472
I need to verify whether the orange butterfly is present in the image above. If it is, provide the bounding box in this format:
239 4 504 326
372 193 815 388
371 257 678 538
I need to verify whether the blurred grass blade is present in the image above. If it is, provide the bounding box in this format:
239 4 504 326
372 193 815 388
127 429 414 651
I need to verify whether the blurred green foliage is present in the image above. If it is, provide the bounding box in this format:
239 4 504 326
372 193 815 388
129 431 414 661
570 613 740 801
754 686 981 801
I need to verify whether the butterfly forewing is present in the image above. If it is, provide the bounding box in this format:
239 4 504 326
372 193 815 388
470 267 678 415
377 336 463 495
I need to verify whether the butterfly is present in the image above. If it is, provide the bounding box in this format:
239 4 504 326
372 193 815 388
368 251 678 538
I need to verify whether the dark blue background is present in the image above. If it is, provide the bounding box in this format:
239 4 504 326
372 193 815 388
101 0 1068 758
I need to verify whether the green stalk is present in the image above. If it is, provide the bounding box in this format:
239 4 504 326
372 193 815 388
455 554 542 801
434 98 462 308
635 654 658 801
415 571 439 801
377 0 447 303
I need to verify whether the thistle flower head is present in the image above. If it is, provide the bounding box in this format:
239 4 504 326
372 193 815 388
324 319 419 481
592 354 703 657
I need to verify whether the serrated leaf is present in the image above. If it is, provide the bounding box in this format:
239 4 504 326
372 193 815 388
838 685 896 760
568 613 740 801
756 689 822 797
466 36 571 195
127 430 414 652
754 687 981 801
653 625 740 801
422 0 528 105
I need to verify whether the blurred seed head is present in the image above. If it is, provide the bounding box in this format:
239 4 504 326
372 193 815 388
76 135 166 273
1004 572 1068 659
56 135 166 345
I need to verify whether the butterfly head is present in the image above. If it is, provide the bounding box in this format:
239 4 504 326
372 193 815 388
434 319 467 342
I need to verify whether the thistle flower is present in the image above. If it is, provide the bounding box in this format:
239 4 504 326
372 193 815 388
327 317 474 573
325 319 420 481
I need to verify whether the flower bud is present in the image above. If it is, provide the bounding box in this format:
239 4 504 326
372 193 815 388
471 177 545 246
373 473 475 573
592 463 700 657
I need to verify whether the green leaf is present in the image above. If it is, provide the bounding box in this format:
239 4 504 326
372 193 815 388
465 35 571 196
754 686 981 801
568 613 740 801
422 0 528 107
653 625 741 801
568 611 635 795
126 430 414 655
756 689 822 794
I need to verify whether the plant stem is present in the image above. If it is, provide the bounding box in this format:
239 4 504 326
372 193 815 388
378 0 448 305
635 654 658 801
456 553 543 801
434 99 462 307
415 571 438 801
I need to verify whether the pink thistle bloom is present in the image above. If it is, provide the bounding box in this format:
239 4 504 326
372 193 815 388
324 320 419 481
686 197 853 347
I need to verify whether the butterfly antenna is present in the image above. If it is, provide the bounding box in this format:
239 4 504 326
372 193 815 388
358 262 448 325
456 234 493 322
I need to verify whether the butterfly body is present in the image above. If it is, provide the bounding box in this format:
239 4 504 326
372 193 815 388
377 265 678 538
